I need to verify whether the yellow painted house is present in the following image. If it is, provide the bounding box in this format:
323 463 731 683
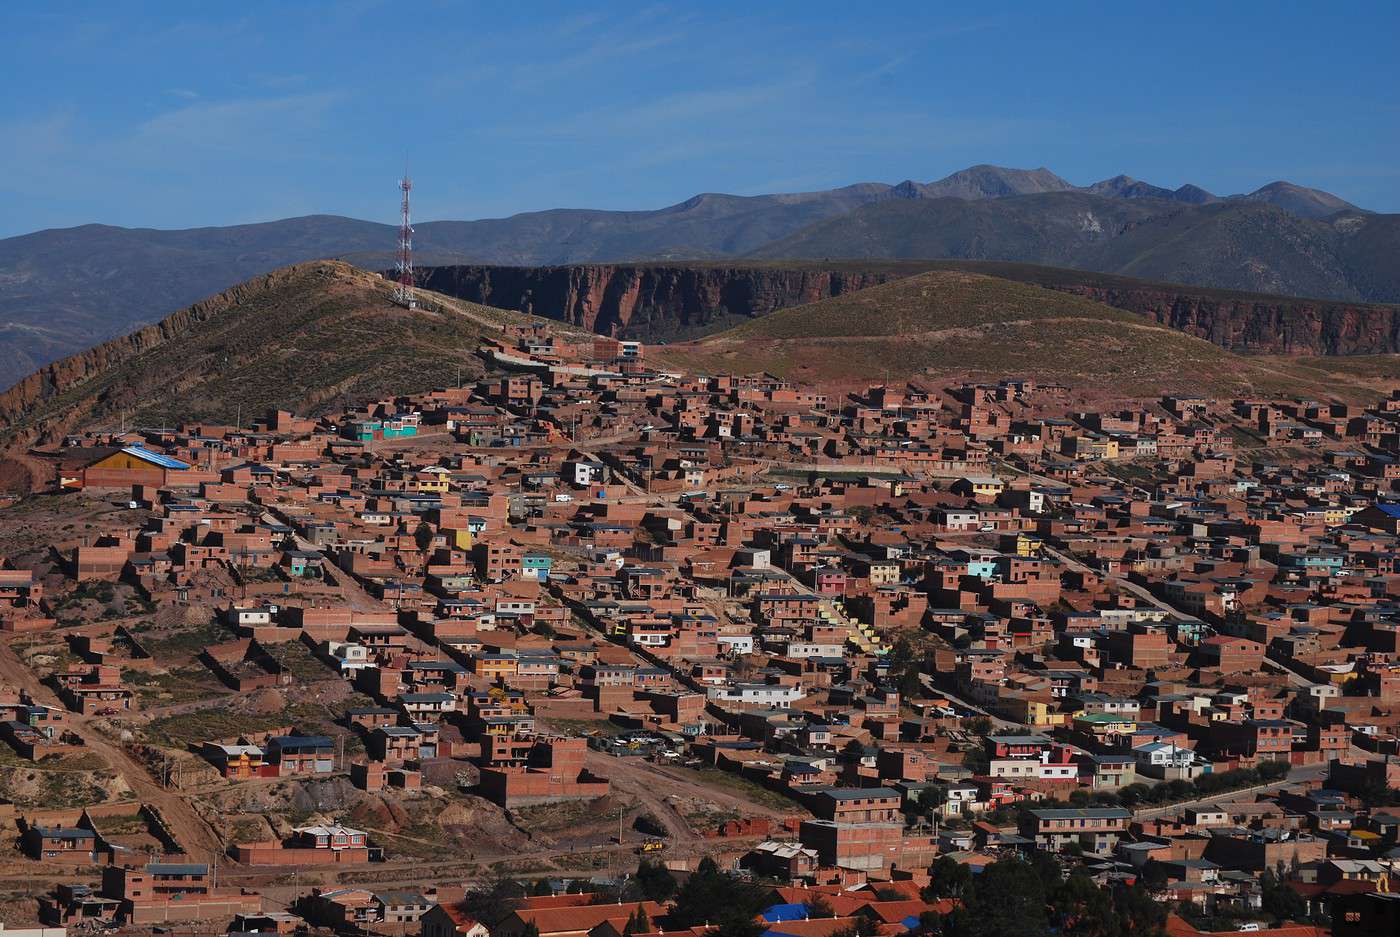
1001 693 1058 727
1010 533 1044 557
474 653 518 680
1072 712 1138 738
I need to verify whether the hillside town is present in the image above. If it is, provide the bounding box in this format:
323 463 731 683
0 321 1397 937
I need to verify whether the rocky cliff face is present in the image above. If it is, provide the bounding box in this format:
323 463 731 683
415 264 910 339
418 262 1400 355
1045 283 1400 355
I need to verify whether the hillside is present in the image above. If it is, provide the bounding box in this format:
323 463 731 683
0 164 1387 390
415 259 1400 356
859 260 1400 356
658 270 1398 400
0 261 554 458
749 197 1400 304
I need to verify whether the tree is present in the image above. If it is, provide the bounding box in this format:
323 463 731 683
635 859 676 901
806 895 835 919
459 875 526 929
1112 882 1167 937
911 910 946 937
530 878 553 896
1260 868 1308 924
961 748 990 775
1027 849 1065 894
1140 862 1169 889
670 861 767 931
1354 775 1400 808
1164 779 1194 801
414 520 434 553
623 908 651 936
941 856 1051 937
899 666 924 701
923 855 973 901
1050 871 1117 937
1117 783 1151 807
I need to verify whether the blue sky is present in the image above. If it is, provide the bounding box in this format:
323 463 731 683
2 1 1397 237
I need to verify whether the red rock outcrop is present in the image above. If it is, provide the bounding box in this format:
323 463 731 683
418 262 1400 356
415 264 910 338
1044 283 1400 355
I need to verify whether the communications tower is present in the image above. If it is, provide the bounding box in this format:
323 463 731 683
394 175 415 307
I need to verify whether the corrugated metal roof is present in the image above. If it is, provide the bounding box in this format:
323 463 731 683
122 446 191 470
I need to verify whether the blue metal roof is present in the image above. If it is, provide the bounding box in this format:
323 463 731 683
761 904 811 924
122 446 191 470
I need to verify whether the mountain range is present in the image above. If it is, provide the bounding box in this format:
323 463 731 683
0 164 1394 391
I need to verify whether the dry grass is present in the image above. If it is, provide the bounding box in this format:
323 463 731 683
661 270 1400 401
2 261 559 442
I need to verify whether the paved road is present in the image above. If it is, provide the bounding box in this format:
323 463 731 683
920 673 1022 732
1131 761 1328 820
1039 544 1202 624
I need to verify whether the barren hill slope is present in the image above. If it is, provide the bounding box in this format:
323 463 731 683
659 270 1400 400
0 260 555 453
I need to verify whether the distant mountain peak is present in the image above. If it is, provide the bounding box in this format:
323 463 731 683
1086 174 1173 200
1240 180 1360 219
1173 183 1218 204
921 164 1075 200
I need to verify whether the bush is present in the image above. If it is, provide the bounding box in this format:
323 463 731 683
670 861 769 930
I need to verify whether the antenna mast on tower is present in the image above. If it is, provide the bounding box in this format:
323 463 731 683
394 174 416 307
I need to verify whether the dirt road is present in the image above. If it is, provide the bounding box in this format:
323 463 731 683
0 639 223 857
